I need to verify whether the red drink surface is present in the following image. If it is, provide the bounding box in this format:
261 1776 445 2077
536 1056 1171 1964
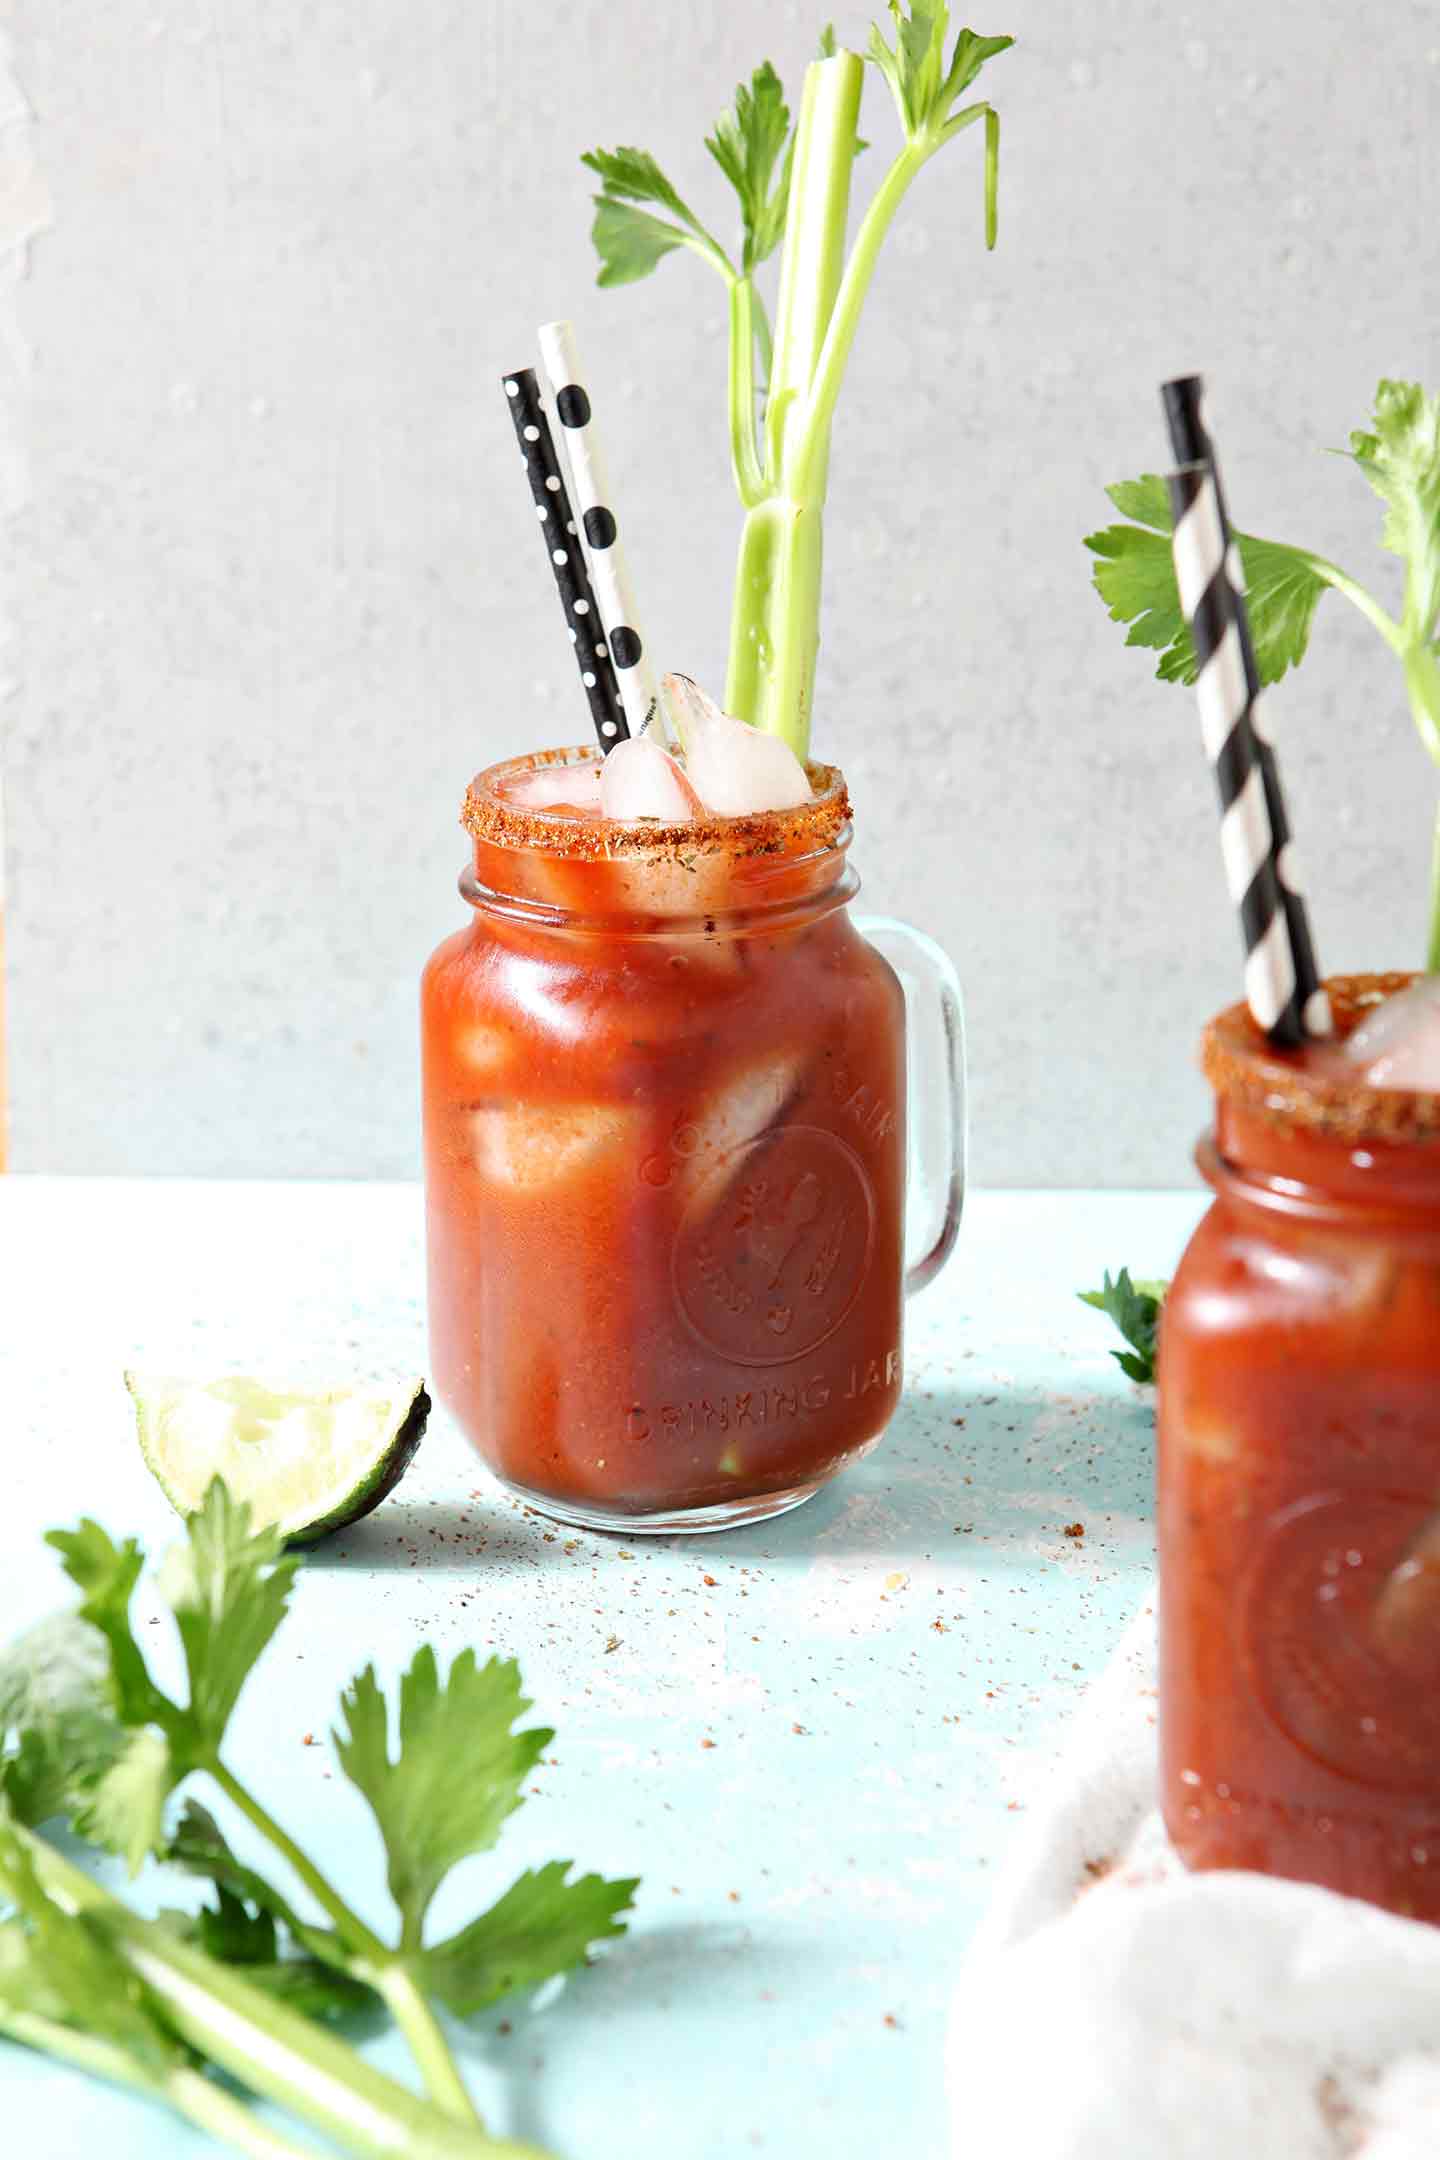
1159 975 1440 1918
421 751 906 1528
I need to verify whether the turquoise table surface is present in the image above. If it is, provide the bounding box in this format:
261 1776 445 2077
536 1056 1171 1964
0 1179 1203 2157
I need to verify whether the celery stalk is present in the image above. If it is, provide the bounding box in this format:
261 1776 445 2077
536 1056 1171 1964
0 2005 316 2160
721 53 1006 755
723 55 861 751
763 55 864 489
585 15 1013 760
23 1829 542 2160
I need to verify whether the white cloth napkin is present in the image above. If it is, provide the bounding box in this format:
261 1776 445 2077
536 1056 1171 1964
948 1604 1440 2159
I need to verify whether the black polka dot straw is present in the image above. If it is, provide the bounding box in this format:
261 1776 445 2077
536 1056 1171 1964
1164 382 1330 1046
502 368 628 751
537 320 668 743
1163 376 1328 1041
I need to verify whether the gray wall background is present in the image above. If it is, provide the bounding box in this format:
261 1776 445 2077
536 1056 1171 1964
4 1 1438 1186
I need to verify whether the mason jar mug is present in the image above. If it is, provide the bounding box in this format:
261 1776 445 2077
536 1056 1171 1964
421 748 964 1533
1159 975 1440 1919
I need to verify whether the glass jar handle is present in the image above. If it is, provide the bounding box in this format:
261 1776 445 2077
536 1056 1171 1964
856 913 967 1295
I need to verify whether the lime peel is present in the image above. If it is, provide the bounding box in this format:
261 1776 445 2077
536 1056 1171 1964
125 1375 429 1546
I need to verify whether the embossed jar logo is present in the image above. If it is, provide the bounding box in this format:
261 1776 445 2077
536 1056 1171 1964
671 1125 875 1367
1241 1489 1440 1794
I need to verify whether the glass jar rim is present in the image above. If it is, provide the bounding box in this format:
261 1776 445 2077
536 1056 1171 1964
461 745 851 864
1201 972 1440 1147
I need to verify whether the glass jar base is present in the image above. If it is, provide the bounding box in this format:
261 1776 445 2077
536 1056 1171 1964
490 1473 829 1537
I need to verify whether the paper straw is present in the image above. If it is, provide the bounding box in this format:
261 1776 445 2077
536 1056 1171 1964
1163 376 1331 1040
1167 460 1320 1043
537 321 668 743
502 368 629 751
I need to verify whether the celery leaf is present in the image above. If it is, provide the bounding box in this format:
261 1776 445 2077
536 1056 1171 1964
420 1860 638 2017
1345 378 1440 645
0 1612 125 1827
582 146 732 285
166 1796 314 1945
45 1521 174 1732
1085 475 1332 687
943 26 1017 104
334 1649 551 1941
705 62 793 271
164 1800 376 2015
78 1728 173 1875
43 1485 299 1870
868 4 1013 139
1079 1270 1167 1384
157 1480 300 1760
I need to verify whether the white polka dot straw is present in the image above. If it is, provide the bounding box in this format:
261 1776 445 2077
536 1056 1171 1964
537 320 670 743
502 367 628 751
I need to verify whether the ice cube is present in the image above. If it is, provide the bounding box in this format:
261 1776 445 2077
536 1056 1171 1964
679 1055 804 1172
503 762 605 816
466 1100 638 1191
454 1023 513 1077
664 673 812 815
1343 976 1440 1089
1372 1514 1440 1672
599 735 702 823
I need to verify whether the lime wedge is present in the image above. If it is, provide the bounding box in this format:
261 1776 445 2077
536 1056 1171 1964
125 1374 429 1546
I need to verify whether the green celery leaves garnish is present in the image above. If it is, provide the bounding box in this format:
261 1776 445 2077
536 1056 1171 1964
581 146 734 287
1350 379 1440 651
1086 475 1331 688
0 1612 125 1828
867 11 1013 143
704 62 796 274
582 8 1014 757
1079 1269 1168 1385
1086 378 1440 965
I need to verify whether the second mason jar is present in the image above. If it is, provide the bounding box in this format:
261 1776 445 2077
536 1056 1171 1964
1159 974 1440 1920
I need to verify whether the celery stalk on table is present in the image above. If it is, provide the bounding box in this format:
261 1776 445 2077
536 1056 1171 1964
0 1481 637 2157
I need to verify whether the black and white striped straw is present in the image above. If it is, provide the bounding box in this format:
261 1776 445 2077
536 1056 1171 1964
503 368 629 752
537 320 669 743
1163 377 1330 1043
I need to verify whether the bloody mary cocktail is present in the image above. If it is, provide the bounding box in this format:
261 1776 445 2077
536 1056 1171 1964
1159 975 1440 1919
421 748 908 1531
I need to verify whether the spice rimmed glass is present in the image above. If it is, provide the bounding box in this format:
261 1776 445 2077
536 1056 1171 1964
421 748 963 1533
1159 975 1440 1919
